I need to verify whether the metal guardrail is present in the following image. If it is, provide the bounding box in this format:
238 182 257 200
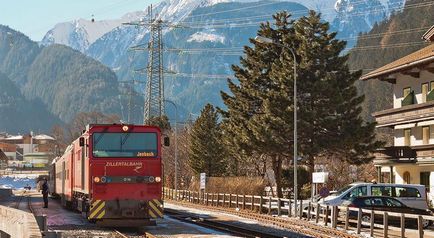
164 188 433 238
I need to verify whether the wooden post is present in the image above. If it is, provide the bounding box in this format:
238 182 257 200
299 200 303 218
324 205 329 226
206 193 209 206
242 195 246 210
331 206 337 228
236 194 239 208
400 213 405 238
307 202 311 221
417 215 424 238
222 194 226 207
251 196 254 211
315 203 320 224
229 194 232 208
383 212 388 238
277 198 282 216
217 194 220 207
370 209 374 237
268 197 272 215
289 199 292 217
259 196 263 214
344 207 349 230
357 208 362 234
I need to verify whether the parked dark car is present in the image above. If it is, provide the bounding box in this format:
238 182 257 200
343 196 433 228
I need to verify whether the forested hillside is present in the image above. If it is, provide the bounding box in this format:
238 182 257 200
349 0 434 121
0 72 60 133
0 25 123 131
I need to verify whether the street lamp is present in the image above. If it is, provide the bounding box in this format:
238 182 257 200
255 36 298 214
165 99 178 192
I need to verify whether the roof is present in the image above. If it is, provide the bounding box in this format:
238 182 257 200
423 25 434 42
5 135 23 140
33 134 55 140
360 43 434 81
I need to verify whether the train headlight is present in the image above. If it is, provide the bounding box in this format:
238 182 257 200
122 125 129 132
149 176 155 183
155 177 161 182
100 176 107 183
94 177 100 183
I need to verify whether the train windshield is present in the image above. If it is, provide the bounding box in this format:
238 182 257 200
92 132 158 158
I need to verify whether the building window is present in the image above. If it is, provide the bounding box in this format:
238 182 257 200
423 126 430 145
404 129 411 146
422 83 429 103
403 171 410 184
420 172 430 192
403 87 411 98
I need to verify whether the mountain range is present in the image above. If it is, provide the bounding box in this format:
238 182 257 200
1 0 414 133
0 25 123 133
38 0 406 122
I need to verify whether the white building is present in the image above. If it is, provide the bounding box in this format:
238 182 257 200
361 25 434 201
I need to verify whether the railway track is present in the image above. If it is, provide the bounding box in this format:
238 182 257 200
14 190 33 214
167 200 361 238
165 208 289 238
113 229 158 238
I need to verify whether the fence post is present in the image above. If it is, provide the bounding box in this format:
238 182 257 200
278 198 282 216
357 208 362 234
315 203 320 223
229 194 232 208
251 196 254 211
223 194 226 207
370 209 374 237
206 193 209 206
289 199 292 217
331 206 337 228
242 195 246 210
324 205 329 226
259 196 263 214
236 194 239 208
344 206 349 230
268 197 272 215
417 215 424 238
400 213 405 238
307 202 311 221
299 200 303 218
217 193 220 207
383 212 388 238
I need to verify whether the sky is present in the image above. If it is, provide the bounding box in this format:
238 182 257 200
0 0 160 41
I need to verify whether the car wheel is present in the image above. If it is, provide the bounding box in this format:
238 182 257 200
422 219 432 229
361 214 371 223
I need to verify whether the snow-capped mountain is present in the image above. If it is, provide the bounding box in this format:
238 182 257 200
39 0 407 122
41 11 146 52
331 0 405 47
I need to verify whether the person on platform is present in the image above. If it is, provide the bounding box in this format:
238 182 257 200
41 178 49 208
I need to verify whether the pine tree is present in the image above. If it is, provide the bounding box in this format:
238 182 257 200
221 11 382 197
188 104 227 177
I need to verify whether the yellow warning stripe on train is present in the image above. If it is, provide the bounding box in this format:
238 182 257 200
89 200 106 219
148 199 163 218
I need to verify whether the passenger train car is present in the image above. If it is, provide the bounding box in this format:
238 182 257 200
49 124 167 226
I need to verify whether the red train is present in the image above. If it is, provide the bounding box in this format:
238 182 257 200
49 124 167 226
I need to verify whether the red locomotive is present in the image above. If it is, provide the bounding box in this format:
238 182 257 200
49 124 167 226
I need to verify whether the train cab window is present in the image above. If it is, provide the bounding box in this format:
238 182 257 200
92 132 158 158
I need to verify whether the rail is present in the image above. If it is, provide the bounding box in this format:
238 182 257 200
163 188 434 238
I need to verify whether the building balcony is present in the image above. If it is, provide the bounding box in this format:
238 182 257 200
373 100 434 128
374 145 434 165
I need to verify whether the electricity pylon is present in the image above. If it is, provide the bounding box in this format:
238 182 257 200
124 5 183 124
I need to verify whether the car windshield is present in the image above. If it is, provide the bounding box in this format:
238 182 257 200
334 185 353 196
92 132 158 158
